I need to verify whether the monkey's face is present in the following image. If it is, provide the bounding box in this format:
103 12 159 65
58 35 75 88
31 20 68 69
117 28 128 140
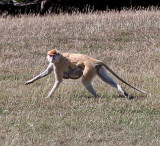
47 53 61 63
47 49 61 63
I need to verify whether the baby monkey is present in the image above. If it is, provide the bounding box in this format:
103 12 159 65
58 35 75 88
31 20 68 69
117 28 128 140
25 49 147 98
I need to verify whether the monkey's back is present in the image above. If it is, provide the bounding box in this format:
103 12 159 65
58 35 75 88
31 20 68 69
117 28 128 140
62 53 101 69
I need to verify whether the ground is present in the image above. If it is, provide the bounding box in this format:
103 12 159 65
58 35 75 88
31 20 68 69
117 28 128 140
0 10 160 145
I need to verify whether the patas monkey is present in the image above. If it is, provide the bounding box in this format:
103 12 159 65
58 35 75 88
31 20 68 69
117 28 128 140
25 49 147 98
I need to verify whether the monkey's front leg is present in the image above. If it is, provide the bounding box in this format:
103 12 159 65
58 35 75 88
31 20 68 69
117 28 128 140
25 63 53 85
46 80 62 98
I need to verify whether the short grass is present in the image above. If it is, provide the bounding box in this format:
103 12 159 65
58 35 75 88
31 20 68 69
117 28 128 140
0 10 160 145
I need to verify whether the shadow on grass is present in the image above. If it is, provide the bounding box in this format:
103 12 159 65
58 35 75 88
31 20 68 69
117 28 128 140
114 94 147 100
72 92 147 100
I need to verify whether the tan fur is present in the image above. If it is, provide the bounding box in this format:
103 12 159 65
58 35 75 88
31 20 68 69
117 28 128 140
54 52 102 83
25 49 147 98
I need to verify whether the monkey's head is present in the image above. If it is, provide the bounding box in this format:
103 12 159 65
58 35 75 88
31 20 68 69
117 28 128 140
47 49 61 63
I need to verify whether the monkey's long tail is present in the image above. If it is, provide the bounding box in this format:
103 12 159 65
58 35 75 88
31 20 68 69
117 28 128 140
101 63 148 95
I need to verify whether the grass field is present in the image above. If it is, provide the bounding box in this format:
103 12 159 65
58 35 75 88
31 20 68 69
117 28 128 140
0 10 160 145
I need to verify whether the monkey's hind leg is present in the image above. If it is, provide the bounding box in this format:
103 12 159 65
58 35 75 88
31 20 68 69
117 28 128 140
82 82 99 98
96 65 128 98
82 67 99 98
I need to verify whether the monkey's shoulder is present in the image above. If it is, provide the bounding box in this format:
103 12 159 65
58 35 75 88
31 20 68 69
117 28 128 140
62 53 96 62
62 53 86 58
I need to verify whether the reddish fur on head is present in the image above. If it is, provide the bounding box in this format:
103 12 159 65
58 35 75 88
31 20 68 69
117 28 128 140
48 49 58 56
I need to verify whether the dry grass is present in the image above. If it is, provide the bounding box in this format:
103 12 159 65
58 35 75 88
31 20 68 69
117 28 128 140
0 10 160 145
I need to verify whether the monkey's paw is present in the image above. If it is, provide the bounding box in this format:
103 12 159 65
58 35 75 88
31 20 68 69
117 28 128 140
45 95 51 99
25 80 33 85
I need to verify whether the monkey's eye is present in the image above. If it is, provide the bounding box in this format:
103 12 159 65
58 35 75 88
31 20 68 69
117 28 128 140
49 55 55 57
